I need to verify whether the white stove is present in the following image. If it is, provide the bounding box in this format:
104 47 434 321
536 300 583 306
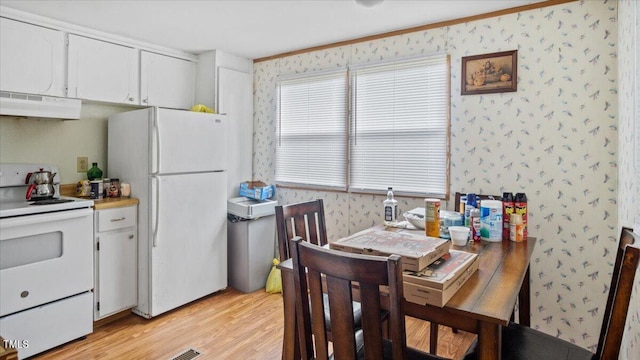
0 163 93 218
0 163 94 358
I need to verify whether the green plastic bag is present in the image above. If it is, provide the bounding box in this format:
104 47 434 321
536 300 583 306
266 258 282 294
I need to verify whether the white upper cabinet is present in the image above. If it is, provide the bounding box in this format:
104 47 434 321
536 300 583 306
67 34 139 104
0 17 65 96
140 51 195 110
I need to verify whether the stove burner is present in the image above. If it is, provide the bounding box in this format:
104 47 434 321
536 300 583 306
30 199 75 205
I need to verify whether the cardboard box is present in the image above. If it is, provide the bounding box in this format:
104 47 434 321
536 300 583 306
239 181 275 200
330 228 450 272
403 250 478 290
403 253 479 307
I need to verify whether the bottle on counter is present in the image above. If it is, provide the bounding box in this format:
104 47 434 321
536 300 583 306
102 178 110 198
502 192 514 240
87 162 103 181
383 187 398 226
515 192 528 239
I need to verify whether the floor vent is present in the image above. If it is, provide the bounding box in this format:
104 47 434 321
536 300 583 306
170 348 202 360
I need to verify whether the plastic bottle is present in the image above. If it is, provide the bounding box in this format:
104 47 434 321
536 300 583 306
470 207 481 242
425 199 440 237
87 162 103 181
383 187 398 226
464 193 477 227
502 192 514 240
514 192 528 239
510 213 524 242
459 194 467 215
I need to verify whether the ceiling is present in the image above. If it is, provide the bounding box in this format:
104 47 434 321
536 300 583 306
0 0 546 60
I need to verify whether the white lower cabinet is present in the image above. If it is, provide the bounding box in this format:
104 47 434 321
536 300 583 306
94 205 137 320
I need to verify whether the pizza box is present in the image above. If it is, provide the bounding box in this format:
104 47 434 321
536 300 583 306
330 227 450 271
403 253 479 307
403 250 478 290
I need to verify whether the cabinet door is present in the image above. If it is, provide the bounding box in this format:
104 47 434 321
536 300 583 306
140 51 195 110
218 67 253 199
0 18 65 96
96 229 137 319
68 34 138 104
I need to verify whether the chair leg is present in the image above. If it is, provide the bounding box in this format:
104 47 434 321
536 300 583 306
429 321 438 354
382 317 390 339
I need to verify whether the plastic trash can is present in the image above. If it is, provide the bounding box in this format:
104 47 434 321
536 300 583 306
227 197 278 293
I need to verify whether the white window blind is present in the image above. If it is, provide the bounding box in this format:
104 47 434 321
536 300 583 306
276 71 347 189
350 55 449 197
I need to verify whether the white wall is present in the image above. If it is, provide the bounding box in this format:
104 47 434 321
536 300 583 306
253 0 635 352
618 0 640 358
0 102 135 183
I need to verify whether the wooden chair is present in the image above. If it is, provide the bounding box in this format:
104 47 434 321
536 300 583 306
463 227 639 359
275 199 328 262
453 192 501 213
275 199 378 357
289 236 448 360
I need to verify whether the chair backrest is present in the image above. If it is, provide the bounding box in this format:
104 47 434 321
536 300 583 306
595 227 639 359
453 191 501 212
275 199 328 261
290 237 406 360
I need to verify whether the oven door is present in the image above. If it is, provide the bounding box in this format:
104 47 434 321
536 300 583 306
0 208 93 317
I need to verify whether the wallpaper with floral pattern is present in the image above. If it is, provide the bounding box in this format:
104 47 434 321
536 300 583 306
254 0 640 354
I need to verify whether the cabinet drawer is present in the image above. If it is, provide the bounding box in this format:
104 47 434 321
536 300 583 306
97 206 136 232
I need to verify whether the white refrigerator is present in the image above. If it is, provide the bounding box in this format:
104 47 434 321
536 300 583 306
108 107 228 318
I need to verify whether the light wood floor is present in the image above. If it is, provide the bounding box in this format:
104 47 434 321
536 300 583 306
32 288 476 359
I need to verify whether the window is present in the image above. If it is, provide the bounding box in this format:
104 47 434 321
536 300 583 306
350 55 449 197
275 54 449 197
276 71 347 189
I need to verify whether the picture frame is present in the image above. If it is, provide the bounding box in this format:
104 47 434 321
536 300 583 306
461 50 517 95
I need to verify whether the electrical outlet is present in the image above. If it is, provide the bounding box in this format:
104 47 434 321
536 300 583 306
77 157 88 172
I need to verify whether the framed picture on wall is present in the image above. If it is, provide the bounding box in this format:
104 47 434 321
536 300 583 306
461 50 517 95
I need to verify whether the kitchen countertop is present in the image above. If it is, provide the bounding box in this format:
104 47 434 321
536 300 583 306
60 183 139 210
92 197 139 210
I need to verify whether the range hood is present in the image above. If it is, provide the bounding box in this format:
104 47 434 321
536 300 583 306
0 91 82 120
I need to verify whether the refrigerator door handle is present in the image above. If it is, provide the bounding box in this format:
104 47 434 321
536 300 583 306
151 176 160 247
152 110 160 175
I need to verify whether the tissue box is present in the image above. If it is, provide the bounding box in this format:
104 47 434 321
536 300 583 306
239 181 275 200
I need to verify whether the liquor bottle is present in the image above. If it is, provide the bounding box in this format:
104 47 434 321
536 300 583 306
87 162 103 181
383 187 398 226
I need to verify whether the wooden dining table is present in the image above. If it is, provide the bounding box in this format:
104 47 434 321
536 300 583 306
278 226 536 360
